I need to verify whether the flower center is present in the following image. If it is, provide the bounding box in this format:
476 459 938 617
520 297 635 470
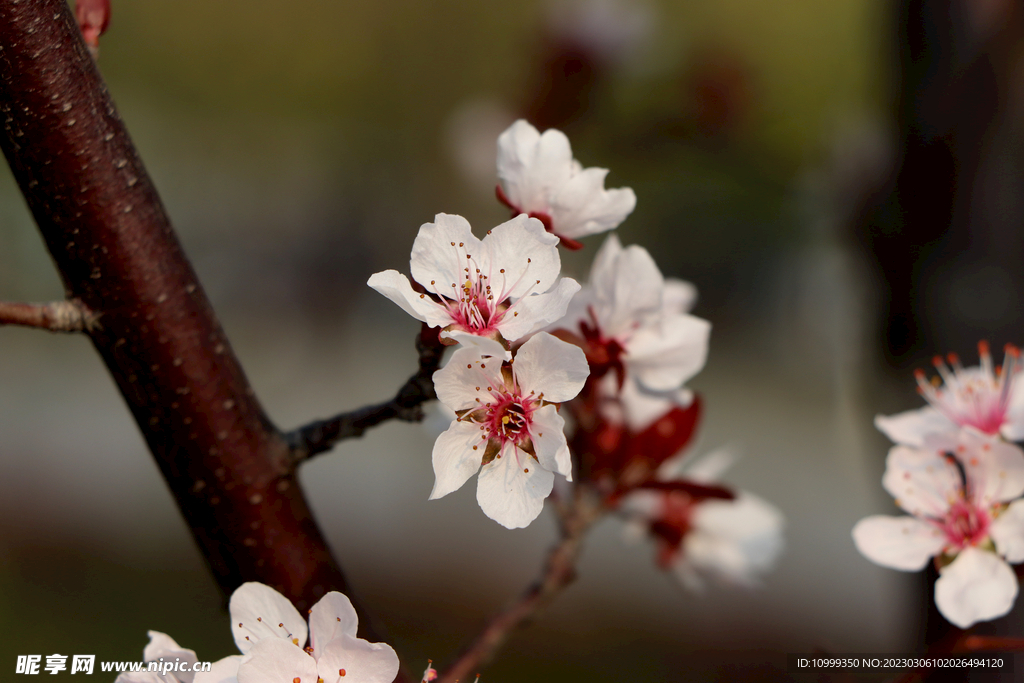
452 273 498 332
915 341 1019 435
940 500 990 550
429 240 542 337
484 394 534 446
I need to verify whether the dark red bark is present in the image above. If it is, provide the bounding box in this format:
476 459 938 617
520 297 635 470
0 0 350 615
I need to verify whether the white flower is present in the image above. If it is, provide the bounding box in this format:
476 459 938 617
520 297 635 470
203 582 399 683
596 372 695 433
620 449 784 590
852 429 1024 628
589 274 700 432
557 234 710 394
431 331 589 528
496 120 636 246
115 631 200 683
368 213 580 352
875 341 1024 447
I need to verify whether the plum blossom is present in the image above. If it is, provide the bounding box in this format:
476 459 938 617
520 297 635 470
620 448 784 590
590 275 700 432
114 631 201 683
555 234 710 396
853 429 1024 628
200 582 398 683
596 371 696 434
875 341 1024 447
368 213 579 353
496 119 636 247
431 331 589 528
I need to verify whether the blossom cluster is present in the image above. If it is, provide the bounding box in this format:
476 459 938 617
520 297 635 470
115 582 400 683
369 119 784 587
119 119 787 682
854 343 1024 627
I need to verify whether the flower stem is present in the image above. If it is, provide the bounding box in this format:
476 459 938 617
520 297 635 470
438 487 605 683
285 324 445 463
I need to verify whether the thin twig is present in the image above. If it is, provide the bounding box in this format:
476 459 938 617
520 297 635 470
438 487 605 683
0 299 99 333
286 324 446 464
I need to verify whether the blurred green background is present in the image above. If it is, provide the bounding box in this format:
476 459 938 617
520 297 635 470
0 1 942 681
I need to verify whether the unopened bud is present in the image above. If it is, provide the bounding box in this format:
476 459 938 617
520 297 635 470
75 0 111 56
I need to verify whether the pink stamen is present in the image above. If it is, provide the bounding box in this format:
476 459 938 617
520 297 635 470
459 359 540 454
937 500 991 550
914 341 1019 435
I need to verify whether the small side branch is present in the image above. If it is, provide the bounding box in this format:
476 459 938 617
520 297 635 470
286 325 445 464
0 299 99 333
438 488 604 683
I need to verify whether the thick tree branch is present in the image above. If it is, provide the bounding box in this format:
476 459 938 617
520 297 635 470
0 0 357 617
0 299 98 332
438 488 604 683
286 324 444 464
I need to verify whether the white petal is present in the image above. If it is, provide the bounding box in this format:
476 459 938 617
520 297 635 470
550 167 636 239
626 313 711 392
236 638 318 683
990 499 1024 563
440 330 511 361
529 404 572 479
684 492 785 587
194 656 243 683
430 420 485 500
497 120 574 213
140 631 198 683
308 592 359 661
592 244 663 335
677 447 736 483
874 407 956 447
588 233 624 289
481 214 560 300
549 281 593 334
512 332 589 402
662 278 698 315
1000 417 1024 442
366 270 452 328
432 345 504 412
934 547 1018 628
230 582 308 654
612 376 693 433
476 445 555 528
143 630 196 664
956 429 1024 507
882 445 961 518
317 634 400 683
1001 381 1024 441
410 214 483 295
497 277 581 341
852 515 946 570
